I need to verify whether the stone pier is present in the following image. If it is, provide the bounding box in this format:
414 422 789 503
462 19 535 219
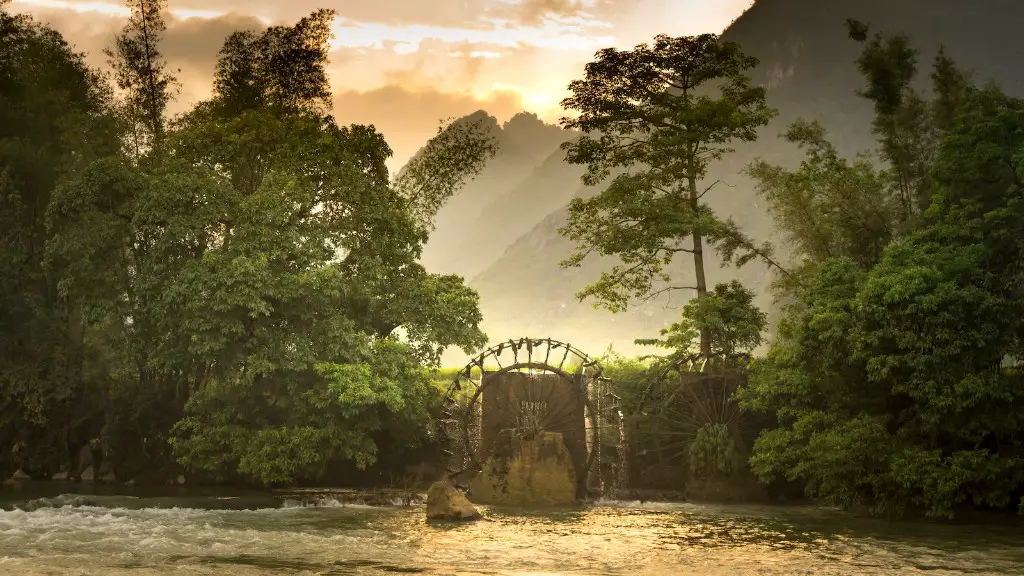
478 371 588 496
469 429 578 506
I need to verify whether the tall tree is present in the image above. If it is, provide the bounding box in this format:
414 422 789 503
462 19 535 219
846 19 969 223
0 4 119 474
747 120 896 273
739 25 1024 518
211 9 335 118
748 22 975 288
558 34 777 357
104 0 176 156
393 115 498 232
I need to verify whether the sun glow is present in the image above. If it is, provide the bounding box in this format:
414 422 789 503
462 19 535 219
487 81 565 120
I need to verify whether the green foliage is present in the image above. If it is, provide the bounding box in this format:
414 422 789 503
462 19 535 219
741 76 1024 517
211 9 335 118
637 280 767 357
689 423 737 479
170 339 436 484
747 120 896 270
394 115 499 231
104 0 177 155
3 5 494 484
557 33 777 356
0 6 120 474
847 19 933 220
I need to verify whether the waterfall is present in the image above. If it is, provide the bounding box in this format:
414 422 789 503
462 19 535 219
612 407 629 499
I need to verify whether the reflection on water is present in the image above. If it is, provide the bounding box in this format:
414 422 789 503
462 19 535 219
0 488 1022 575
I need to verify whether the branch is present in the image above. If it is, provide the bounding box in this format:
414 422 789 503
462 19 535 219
639 285 699 304
698 179 732 200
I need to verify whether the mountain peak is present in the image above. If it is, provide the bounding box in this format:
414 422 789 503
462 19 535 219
450 109 501 132
502 111 547 130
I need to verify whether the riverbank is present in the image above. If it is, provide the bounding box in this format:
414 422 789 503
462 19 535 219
0 482 429 512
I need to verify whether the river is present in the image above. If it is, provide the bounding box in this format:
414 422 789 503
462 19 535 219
1 485 1022 575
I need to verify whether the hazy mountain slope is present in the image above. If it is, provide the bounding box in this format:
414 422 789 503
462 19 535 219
456 0 1024 360
419 112 573 278
444 144 587 280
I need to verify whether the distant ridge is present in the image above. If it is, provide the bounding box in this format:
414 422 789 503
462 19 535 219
423 0 1024 361
419 111 575 279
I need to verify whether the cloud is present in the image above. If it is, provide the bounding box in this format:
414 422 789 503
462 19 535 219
332 86 526 170
12 0 601 28
9 0 752 172
15 6 266 113
502 0 600 26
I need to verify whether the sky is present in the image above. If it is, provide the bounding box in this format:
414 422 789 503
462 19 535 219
10 0 753 169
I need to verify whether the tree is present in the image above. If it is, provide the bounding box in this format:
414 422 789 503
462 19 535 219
149 11 493 483
558 33 777 357
211 9 335 118
0 5 120 474
746 120 897 272
6 5 496 483
104 0 177 156
637 280 767 358
846 19 973 225
747 22 975 288
393 115 498 232
739 35 1024 517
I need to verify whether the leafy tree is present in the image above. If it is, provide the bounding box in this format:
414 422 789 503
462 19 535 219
393 115 498 231
104 0 177 155
747 120 896 272
637 280 766 358
0 4 120 474
1 0 496 483
557 33 777 357
748 21 975 286
211 9 334 118
739 67 1024 517
847 18 933 221
163 12 491 482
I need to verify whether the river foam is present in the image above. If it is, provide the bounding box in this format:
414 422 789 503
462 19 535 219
1 498 1022 575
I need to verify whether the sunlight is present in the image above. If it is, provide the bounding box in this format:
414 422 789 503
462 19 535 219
328 16 612 53
487 81 567 120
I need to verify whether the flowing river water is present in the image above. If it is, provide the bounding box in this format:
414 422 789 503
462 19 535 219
1 485 1023 575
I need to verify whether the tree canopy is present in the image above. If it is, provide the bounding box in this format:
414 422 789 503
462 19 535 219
739 22 1024 518
3 3 496 485
558 33 777 357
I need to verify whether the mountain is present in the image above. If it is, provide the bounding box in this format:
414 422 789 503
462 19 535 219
429 0 1024 363
419 111 575 279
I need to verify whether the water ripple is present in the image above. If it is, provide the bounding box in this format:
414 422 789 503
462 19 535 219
0 499 1022 575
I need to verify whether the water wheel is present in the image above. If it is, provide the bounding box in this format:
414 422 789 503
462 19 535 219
436 338 610 495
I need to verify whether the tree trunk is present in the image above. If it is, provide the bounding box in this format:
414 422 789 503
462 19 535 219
688 173 711 360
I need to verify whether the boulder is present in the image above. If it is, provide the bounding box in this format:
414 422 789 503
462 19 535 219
79 465 95 482
4 469 29 486
97 461 116 484
469 430 577 506
52 471 70 481
426 480 481 521
77 444 93 475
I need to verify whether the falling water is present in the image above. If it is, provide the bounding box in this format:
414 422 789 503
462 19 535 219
613 407 630 499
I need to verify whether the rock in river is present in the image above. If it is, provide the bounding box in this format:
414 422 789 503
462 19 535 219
426 480 481 521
